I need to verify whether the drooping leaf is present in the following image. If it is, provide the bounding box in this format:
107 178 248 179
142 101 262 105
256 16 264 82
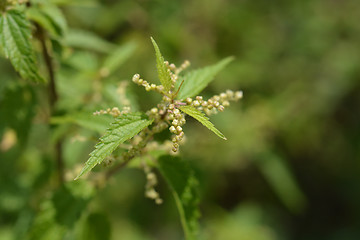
75 112 153 179
79 212 111 240
176 57 234 100
150 37 172 91
103 82 139 111
65 29 115 53
0 10 45 83
179 105 226 140
256 152 306 213
51 112 113 134
157 155 200 240
26 4 67 38
100 41 136 76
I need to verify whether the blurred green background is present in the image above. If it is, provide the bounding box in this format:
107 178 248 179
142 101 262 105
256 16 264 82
1 0 360 239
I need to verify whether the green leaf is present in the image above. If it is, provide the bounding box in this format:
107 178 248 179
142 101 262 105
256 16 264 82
51 112 114 134
0 10 45 83
79 212 111 240
158 155 200 240
100 41 136 76
256 152 306 213
150 37 172 91
103 82 139 111
26 4 67 38
28 180 94 240
176 57 234 100
179 105 227 140
75 112 153 179
65 29 115 53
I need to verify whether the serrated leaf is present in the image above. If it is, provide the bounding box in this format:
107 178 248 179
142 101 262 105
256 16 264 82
0 10 45 83
150 37 172 91
75 112 153 179
158 155 200 240
179 105 226 140
176 57 234 100
65 29 115 53
101 41 136 76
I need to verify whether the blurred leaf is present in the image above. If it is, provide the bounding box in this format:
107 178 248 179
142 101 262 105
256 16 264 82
206 204 278 240
256 152 306 213
27 181 94 240
179 105 226 140
0 83 36 145
103 82 139 111
79 212 111 240
158 155 200 240
49 0 98 7
51 112 113 134
151 37 172 91
0 10 45 83
65 29 115 53
176 57 234 100
100 41 137 76
75 112 154 179
26 3 67 38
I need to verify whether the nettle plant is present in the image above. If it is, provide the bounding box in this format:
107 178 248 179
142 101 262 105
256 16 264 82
74 38 243 238
1 1 242 239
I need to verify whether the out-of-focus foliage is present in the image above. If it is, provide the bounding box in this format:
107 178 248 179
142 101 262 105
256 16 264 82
1 0 360 239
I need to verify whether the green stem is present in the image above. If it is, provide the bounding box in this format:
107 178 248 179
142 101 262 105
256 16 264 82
36 23 64 185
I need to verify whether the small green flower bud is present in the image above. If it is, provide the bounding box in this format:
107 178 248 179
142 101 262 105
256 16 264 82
169 104 175 110
235 91 243 99
176 126 182 133
169 126 176 133
193 100 200 107
172 119 179 126
150 108 158 114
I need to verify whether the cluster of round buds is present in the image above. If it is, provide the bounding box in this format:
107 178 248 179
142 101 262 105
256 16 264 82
167 106 186 152
132 74 164 94
116 81 131 106
174 60 191 75
186 90 243 115
163 60 191 89
143 164 162 204
147 107 161 122
93 106 131 117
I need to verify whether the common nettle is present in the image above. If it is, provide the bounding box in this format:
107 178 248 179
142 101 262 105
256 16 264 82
73 38 243 238
0 1 243 238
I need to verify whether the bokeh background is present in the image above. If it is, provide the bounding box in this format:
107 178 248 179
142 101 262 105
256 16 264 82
1 0 360 239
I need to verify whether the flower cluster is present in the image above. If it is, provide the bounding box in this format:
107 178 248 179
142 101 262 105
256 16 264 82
93 106 131 117
131 57 243 153
167 107 186 152
143 163 162 204
187 90 243 116
132 74 164 94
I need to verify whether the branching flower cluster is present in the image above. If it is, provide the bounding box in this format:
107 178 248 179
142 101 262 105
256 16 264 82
131 58 242 153
76 38 243 206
